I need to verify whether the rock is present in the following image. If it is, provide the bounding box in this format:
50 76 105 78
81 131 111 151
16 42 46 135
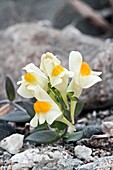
53 0 111 36
0 133 24 154
77 162 93 170
83 125 102 138
101 121 113 135
0 120 16 141
74 145 92 160
0 0 66 30
78 156 113 170
77 136 113 150
11 148 50 170
33 158 83 170
0 22 113 110
11 147 80 170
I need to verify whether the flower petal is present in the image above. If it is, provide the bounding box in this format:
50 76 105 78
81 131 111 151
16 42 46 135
17 83 34 98
79 74 102 88
92 71 102 76
51 77 62 87
39 114 46 125
69 51 82 84
30 114 38 127
23 63 48 79
67 79 82 98
46 110 62 125
40 52 60 75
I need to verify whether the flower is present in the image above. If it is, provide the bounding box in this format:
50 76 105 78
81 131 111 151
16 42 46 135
68 51 102 123
30 85 75 129
40 52 73 105
17 63 48 98
30 85 62 127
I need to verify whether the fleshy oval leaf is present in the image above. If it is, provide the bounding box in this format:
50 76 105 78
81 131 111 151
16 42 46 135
64 131 83 142
0 111 30 122
16 101 35 118
75 101 85 117
5 76 15 101
25 130 61 144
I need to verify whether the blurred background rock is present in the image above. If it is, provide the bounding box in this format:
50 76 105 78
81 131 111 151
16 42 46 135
0 0 113 36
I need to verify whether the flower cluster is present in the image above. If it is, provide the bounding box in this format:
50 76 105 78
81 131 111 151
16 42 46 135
17 51 102 129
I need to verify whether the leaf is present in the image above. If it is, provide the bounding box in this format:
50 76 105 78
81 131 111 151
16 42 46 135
51 121 67 130
64 131 83 142
5 76 15 101
0 111 31 122
75 101 85 117
31 122 48 133
16 101 35 118
25 130 61 144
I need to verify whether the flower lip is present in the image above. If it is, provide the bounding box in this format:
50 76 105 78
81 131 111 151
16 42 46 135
34 101 52 114
24 73 37 83
80 62 91 76
51 65 64 77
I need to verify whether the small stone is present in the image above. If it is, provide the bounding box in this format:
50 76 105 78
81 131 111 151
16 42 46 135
74 145 92 160
48 151 63 159
78 156 113 169
83 125 102 138
101 121 113 135
77 162 93 170
11 148 50 170
92 110 97 118
0 134 24 154
3 152 11 160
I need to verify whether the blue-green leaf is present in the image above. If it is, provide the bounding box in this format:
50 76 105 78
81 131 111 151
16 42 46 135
64 131 83 142
5 76 15 101
75 101 84 117
0 111 30 122
51 121 67 130
16 101 35 118
25 130 61 144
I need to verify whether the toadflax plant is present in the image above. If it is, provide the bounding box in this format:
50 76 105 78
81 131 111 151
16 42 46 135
16 51 102 143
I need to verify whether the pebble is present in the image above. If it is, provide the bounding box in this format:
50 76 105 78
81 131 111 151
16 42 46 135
74 145 92 160
83 125 102 138
11 147 76 170
0 133 24 154
101 121 113 135
78 156 113 170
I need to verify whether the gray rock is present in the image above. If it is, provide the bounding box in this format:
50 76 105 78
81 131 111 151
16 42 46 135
0 120 16 141
77 162 93 170
0 133 24 154
83 125 102 138
0 0 66 30
74 145 92 160
101 121 113 135
0 22 112 110
11 147 80 170
78 156 113 170
33 158 83 170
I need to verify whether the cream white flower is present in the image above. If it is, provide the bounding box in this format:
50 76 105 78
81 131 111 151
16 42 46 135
68 51 102 123
30 85 75 129
40 52 73 105
17 63 48 98
69 51 102 90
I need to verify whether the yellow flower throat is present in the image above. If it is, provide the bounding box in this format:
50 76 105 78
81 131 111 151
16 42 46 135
52 65 64 76
24 73 37 83
80 62 91 76
34 101 52 114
